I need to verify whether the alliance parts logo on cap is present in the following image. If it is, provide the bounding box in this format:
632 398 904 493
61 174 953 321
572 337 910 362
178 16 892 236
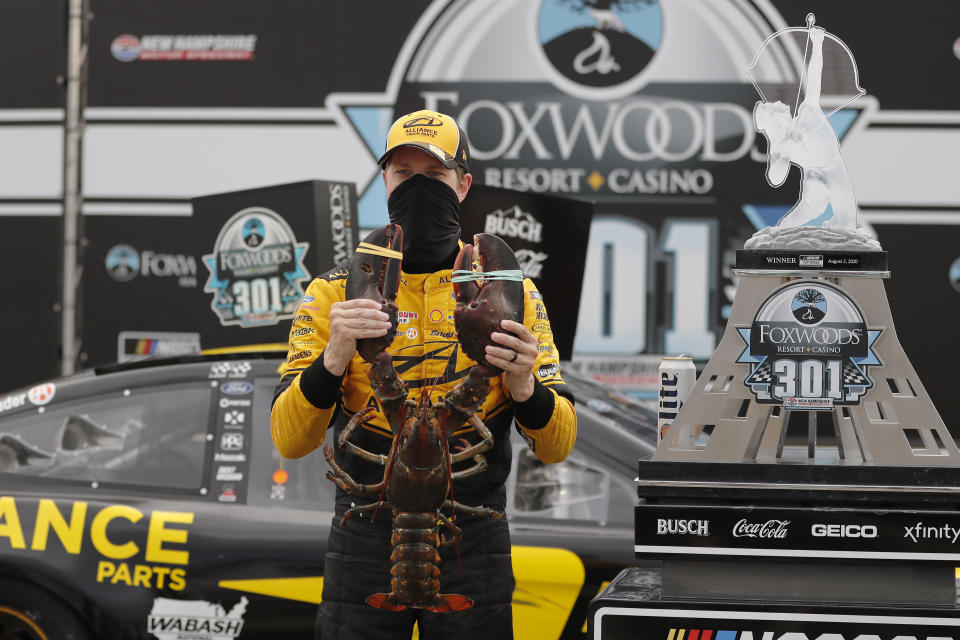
378 110 470 172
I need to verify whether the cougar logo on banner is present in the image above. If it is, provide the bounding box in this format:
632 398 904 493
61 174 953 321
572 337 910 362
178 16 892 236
202 208 309 328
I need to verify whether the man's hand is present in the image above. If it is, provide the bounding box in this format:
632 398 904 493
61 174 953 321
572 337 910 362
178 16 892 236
324 299 392 375
485 319 538 402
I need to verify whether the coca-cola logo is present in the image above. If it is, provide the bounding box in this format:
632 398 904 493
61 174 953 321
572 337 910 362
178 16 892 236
732 519 790 539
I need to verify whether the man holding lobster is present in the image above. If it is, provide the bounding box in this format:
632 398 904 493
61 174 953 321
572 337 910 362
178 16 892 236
271 110 578 639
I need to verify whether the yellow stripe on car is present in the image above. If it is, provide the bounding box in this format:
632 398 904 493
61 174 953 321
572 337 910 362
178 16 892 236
219 577 324 604
512 546 585 640
219 546 585 639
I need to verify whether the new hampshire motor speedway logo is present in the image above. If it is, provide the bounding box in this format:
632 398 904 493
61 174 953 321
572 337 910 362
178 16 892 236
736 281 882 408
202 208 309 328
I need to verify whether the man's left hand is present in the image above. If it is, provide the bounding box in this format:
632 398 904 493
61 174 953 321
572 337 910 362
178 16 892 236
486 319 537 402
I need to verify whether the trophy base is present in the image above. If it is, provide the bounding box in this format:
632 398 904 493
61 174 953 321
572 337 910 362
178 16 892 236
588 567 960 640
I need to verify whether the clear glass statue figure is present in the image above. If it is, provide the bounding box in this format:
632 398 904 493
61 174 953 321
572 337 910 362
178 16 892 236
743 14 880 250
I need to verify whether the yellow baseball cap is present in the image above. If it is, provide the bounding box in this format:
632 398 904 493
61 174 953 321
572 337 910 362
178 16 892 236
378 110 471 172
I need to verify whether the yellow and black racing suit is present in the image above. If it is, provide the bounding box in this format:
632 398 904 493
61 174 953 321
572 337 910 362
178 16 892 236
270 262 576 639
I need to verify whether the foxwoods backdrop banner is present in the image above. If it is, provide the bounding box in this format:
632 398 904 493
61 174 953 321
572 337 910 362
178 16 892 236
1 0 959 426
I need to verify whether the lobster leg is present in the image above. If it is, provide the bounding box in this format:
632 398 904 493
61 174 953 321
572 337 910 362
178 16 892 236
323 444 384 498
450 455 488 480
449 415 494 465
339 501 392 527
441 500 506 519
336 407 389 466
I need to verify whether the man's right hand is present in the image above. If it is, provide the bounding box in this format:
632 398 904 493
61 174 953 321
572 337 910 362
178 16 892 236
324 299 393 375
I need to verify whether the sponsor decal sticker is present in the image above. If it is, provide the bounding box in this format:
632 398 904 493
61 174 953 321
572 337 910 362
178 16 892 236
0 392 28 414
405 327 418 339
220 381 254 395
429 309 444 322
27 383 56 406
397 311 419 324
202 208 310 328
0 498 194 591
214 453 246 462
148 596 247 639
223 410 246 426
220 433 244 451
219 398 252 409
287 349 312 364
119 331 201 362
216 465 244 482
209 362 252 379
537 363 560 378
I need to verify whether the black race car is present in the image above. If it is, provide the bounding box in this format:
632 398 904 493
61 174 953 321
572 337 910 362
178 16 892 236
0 350 656 639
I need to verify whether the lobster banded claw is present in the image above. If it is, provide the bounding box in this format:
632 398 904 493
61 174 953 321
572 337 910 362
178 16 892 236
452 233 525 376
346 224 403 363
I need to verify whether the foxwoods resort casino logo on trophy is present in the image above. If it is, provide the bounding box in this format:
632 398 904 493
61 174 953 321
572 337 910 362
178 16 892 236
736 281 882 410
743 14 879 251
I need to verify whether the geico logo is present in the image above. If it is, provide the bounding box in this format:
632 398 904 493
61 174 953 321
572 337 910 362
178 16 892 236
0 497 193 590
811 523 878 538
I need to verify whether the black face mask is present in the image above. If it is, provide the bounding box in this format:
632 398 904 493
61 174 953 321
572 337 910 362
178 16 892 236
387 173 462 273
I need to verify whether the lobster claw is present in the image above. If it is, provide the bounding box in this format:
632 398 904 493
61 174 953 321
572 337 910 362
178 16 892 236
453 233 525 376
346 224 403 364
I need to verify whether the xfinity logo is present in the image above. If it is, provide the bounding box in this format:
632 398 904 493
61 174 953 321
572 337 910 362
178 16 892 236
732 519 789 539
811 524 878 538
656 518 709 536
904 522 960 544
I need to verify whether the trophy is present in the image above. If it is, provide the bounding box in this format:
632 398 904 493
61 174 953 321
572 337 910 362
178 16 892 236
589 15 960 640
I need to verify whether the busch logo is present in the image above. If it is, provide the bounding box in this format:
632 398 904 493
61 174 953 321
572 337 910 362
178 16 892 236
656 518 709 536
732 519 789 539
515 249 547 279
484 206 543 243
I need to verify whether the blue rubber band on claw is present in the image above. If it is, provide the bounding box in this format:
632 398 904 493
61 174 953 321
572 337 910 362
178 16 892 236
451 269 524 283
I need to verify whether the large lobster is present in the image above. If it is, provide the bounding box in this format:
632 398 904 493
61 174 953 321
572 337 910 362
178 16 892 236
323 224 525 612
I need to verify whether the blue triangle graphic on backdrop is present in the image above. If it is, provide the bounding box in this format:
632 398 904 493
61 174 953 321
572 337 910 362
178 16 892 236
344 106 393 228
